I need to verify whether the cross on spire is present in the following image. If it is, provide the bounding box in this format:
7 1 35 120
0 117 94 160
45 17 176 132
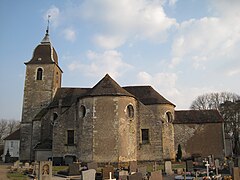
46 15 51 35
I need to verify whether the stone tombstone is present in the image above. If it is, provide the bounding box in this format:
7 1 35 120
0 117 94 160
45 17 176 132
137 166 147 177
127 172 142 180
149 170 162 180
14 160 20 169
129 161 138 173
39 161 52 180
102 165 114 179
233 167 240 180
215 159 220 168
177 168 183 175
119 170 129 180
24 162 30 168
164 161 173 175
82 169 96 180
87 161 98 170
186 160 193 172
68 163 80 175
33 162 39 177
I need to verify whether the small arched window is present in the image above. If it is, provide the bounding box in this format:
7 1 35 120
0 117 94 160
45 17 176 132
79 105 86 118
36 68 43 80
127 104 134 118
166 112 173 123
53 113 58 121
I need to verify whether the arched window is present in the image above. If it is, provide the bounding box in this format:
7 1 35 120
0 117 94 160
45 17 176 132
36 68 43 80
53 113 58 121
127 104 134 118
166 112 173 123
79 105 86 118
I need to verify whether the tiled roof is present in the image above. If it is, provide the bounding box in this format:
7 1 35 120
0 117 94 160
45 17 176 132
48 75 175 108
4 129 20 140
124 86 175 106
49 88 90 108
85 74 134 97
174 110 224 124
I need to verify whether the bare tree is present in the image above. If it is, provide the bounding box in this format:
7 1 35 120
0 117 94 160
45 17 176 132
190 92 240 110
8 120 20 134
219 100 240 156
0 119 8 142
0 119 20 145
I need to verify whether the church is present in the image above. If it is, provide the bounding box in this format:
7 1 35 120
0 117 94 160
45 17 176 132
20 29 226 165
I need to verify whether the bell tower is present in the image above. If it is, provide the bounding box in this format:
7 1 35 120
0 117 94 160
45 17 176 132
20 22 63 161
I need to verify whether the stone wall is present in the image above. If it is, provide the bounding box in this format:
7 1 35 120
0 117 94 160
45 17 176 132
52 105 78 159
20 63 61 161
137 102 163 161
174 123 225 159
147 104 175 160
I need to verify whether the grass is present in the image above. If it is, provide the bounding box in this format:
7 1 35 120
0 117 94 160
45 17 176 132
7 172 28 180
52 165 68 174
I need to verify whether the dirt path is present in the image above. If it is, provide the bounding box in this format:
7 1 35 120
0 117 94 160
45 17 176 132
0 164 10 180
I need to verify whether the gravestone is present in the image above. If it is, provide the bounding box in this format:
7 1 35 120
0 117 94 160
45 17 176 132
149 170 162 180
186 160 193 172
177 168 183 175
128 172 142 180
33 162 39 177
164 161 173 175
39 161 52 180
14 160 20 169
68 163 80 175
24 162 30 168
102 165 114 179
82 169 96 180
119 170 129 180
233 167 240 180
137 166 147 177
129 161 138 173
87 162 98 170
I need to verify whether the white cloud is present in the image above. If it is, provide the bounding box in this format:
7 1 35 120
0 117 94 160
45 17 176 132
93 34 125 49
170 13 240 70
44 6 60 28
80 0 177 43
226 68 240 77
68 50 132 79
137 71 179 97
62 28 76 42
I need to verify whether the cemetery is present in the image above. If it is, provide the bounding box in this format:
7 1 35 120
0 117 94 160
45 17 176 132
5 155 240 180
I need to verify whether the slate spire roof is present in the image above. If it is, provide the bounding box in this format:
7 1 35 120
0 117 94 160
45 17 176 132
25 30 59 65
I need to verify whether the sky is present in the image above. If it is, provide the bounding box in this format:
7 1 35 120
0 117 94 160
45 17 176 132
0 0 240 120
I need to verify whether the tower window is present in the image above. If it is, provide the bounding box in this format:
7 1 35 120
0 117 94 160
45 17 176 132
67 130 74 145
127 104 134 118
166 112 173 123
36 68 43 80
79 105 86 118
141 129 149 144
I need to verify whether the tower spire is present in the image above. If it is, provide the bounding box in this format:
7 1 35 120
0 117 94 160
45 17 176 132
46 15 50 35
41 15 51 43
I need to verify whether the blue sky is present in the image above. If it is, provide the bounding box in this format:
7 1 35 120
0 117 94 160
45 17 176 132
0 0 239 120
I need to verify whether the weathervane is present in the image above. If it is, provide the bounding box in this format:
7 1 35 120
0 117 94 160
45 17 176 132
46 15 51 35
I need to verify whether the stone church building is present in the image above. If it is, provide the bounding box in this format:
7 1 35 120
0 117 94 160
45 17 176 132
20 30 226 164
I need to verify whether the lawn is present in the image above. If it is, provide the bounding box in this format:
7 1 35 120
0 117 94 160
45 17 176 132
7 172 28 180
